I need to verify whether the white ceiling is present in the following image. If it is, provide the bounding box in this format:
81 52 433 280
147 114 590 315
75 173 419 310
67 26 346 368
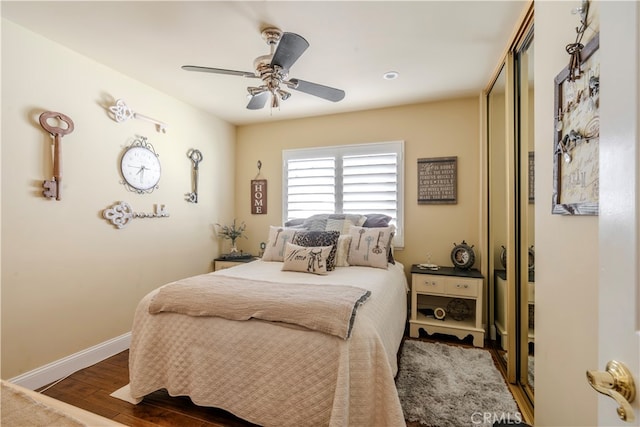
2 1 527 126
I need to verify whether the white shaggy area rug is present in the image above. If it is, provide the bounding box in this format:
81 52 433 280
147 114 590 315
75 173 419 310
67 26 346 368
396 340 521 427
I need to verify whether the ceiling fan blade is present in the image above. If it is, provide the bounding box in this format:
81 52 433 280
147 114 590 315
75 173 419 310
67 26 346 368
288 79 345 102
182 65 257 78
246 91 270 110
271 33 309 71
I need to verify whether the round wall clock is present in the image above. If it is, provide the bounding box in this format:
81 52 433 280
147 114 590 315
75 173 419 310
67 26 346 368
451 240 475 270
120 136 161 194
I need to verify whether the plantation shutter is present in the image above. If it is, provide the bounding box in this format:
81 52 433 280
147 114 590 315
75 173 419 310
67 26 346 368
285 157 336 219
342 152 398 220
283 141 404 246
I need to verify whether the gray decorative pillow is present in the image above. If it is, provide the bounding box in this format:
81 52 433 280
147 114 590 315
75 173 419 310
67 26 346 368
282 243 333 275
292 230 340 271
347 226 395 269
302 213 366 234
283 218 307 228
262 226 299 262
362 213 392 228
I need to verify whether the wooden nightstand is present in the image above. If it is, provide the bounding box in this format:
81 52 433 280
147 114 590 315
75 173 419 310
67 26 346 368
409 265 485 347
213 256 257 271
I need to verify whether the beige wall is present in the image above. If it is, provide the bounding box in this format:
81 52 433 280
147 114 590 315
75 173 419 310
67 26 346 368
534 2 600 425
1 20 236 379
235 99 482 274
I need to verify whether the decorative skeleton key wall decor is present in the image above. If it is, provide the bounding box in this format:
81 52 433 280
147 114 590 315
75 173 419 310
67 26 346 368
102 201 169 229
186 149 203 203
39 111 74 200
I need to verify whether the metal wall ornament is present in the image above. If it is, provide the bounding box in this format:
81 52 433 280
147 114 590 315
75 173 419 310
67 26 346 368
102 201 169 229
186 149 203 203
566 0 590 82
109 99 168 133
553 29 600 215
39 111 75 200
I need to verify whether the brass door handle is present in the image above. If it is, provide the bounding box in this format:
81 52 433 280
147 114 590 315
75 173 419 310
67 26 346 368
586 360 636 422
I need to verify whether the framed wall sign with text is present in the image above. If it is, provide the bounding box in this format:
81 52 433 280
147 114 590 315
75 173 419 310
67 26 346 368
417 156 457 204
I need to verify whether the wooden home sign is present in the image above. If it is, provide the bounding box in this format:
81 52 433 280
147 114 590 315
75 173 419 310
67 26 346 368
417 156 457 204
251 179 267 214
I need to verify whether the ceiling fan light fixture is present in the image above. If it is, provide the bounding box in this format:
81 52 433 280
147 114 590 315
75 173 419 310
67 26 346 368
271 94 280 109
182 26 345 111
247 86 266 96
278 89 292 101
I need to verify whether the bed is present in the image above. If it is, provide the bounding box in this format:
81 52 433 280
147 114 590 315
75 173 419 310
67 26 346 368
127 218 408 427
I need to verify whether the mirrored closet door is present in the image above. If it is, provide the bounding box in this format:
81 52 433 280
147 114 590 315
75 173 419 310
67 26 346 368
485 3 534 418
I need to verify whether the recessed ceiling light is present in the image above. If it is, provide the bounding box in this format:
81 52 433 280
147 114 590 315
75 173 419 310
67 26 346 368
383 71 399 80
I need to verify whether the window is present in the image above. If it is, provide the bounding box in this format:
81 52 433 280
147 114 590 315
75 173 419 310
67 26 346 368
283 141 404 247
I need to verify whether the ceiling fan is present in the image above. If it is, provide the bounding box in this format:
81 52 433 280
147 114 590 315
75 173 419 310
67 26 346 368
182 27 345 110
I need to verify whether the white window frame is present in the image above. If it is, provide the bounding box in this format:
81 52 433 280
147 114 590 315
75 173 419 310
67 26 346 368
282 141 404 247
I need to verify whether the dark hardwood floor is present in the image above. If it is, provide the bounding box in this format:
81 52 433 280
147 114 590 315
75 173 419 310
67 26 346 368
36 333 528 427
38 350 257 427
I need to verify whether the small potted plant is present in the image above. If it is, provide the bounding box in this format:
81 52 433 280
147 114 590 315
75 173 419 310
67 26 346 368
216 219 247 254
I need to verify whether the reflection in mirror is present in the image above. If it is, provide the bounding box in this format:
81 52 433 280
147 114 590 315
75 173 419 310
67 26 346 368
488 64 508 369
517 32 535 402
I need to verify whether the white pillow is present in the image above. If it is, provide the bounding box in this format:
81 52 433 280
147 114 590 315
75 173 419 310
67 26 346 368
335 234 352 267
262 226 299 262
346 225 395 269
282 243 333 275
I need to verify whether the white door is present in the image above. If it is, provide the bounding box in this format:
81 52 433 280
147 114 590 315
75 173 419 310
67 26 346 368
597 1 639 425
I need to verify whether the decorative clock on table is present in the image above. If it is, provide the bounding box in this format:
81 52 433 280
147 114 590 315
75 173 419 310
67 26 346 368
451 240 475 270
120 135 161 194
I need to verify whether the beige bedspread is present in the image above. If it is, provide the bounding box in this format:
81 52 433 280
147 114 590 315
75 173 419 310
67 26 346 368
148 274 371 339
129 260 408 427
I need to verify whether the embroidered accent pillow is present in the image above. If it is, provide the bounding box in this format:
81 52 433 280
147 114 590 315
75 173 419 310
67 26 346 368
282 243 333 275
291 230 340 271
262 226 299 262
335 234 353 267
347 226 395 269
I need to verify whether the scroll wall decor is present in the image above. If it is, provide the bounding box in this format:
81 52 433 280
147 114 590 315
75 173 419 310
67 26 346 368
553 32 600 215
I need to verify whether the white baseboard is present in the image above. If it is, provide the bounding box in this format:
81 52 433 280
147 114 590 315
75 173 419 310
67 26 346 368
8 332 131 391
